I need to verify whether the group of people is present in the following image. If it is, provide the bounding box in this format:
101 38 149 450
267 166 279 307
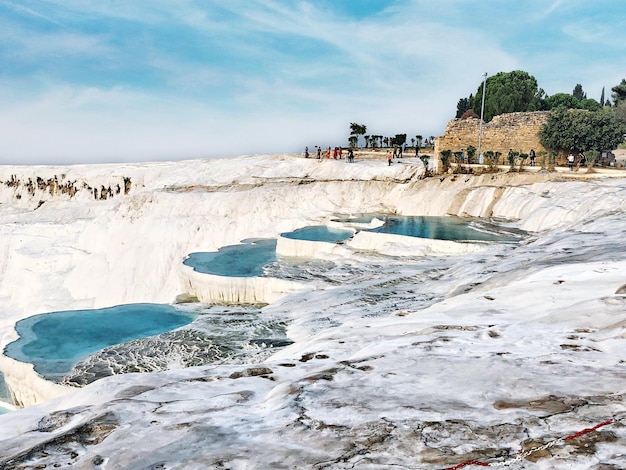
304 146 355 163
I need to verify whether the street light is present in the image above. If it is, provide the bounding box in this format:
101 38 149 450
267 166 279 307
477 72 487 164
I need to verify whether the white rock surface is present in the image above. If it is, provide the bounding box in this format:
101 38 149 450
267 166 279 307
0 155 625 469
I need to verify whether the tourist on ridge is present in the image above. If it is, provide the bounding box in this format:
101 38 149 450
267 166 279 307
529 148 536 166
578 153 586 170
338 147 343 159
333 147 338 159
347 148 354 163
461 148 466 164
304 146 309 158
317 147 321 159
387 150 393 166
568 153 575 170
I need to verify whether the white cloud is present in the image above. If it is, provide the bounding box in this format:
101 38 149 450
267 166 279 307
3 0 622 164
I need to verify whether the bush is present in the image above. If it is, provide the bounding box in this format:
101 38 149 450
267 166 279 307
466 145 476 164
440 150 452 173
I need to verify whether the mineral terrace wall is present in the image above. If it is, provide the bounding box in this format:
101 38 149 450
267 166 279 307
434 111 550 171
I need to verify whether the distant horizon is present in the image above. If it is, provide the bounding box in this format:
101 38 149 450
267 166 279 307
1 1 625 165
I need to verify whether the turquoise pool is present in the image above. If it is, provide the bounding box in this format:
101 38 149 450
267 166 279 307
183 238 277 277
334 214 522 242
280 225 354 243
4 304 196 381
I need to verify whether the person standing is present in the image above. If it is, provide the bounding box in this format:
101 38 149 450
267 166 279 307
529 148 536 166
387 150 393 166
316 147 321 159
304 146 309 158
461 148 466 164
568 153 575 171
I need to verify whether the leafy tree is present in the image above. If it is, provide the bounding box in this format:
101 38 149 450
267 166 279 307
456 97 471 118
611 79 626 105
580 98 602 112
600 86 605 106
539 108 626 153
348 136 358 147
585 150 600 167
572 84 585 101
394 134 407 146
517 152 529 171
615 101 626 125
349 123 367 147
469 70 545 122
544 93 581 110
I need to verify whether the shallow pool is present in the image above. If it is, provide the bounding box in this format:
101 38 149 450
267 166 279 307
4 304 196 381
281 226 354 243
335 214 522 242
184 238 277 277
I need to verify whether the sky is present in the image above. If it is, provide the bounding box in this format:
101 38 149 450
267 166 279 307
0 0 625 165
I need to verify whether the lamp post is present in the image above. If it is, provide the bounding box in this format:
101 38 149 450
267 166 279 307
477 72 487 164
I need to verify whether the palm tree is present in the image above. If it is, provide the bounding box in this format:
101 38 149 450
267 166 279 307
349 123 367 148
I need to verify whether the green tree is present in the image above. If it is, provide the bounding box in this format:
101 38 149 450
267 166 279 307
615 101 626 125
469 70 545 122
544 93 581 110
611 79 626 105
580 98 602 112
600 86 605 106
572 84 585 101
539 108 626 153
349 123 367 147
394 134 407 146
456 97 471 118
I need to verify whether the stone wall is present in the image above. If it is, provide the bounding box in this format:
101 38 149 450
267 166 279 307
433 111 550 172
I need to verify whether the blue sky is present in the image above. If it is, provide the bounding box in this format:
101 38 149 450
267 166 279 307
1 0 625 164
